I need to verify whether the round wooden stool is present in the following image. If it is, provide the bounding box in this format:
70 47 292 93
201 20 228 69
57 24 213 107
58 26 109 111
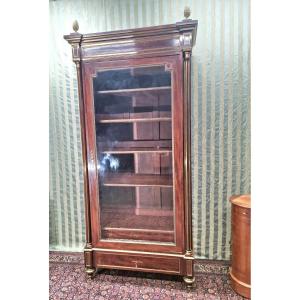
229 194 251 298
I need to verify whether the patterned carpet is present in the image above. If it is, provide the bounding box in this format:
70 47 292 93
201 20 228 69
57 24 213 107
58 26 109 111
49 252 247 300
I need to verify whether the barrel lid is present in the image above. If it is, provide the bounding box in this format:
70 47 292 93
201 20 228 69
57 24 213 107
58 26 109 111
230 194 251 208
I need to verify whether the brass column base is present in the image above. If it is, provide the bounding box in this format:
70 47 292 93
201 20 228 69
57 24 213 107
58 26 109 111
85 267 97 279
183 275 195 288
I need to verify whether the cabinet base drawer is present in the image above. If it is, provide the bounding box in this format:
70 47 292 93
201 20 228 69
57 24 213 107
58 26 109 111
94 251 182 275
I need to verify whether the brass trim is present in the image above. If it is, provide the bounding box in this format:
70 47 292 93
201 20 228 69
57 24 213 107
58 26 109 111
84 248 93 252
82 51 138 60
99 117 172 124
169 62 177 246
98 239 175 246
101 149 172 154
183 276 195 284
85 268 95 275
87 61 179 247
87 62 174 77
85 267 97 278
183 275 195 287
92 248 184 258
103 183 172 187
96 264 180 275
104 227 174 233
229 268 251 289
75 58 92 246
81 39 135 48
183 256 194 260
183 50 193 256
81 34 181 48
81 48 181 61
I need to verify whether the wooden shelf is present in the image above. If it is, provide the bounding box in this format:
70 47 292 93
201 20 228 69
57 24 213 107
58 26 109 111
97 117 171 124
97 140 172 149
97 86 171 96
102 173 173 187
102 227 174 243
97 105 172 115
102 147 171 154
101 210 174 242
98 140 172 154
102 228 174 242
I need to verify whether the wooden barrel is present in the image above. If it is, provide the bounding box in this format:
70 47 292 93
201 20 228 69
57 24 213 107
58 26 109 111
229 194 251 298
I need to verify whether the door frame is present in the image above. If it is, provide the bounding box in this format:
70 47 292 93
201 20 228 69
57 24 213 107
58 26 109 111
82 54 185 254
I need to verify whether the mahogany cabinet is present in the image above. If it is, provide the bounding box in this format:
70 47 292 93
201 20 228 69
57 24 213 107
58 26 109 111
229 195 251 298
64 12 197 286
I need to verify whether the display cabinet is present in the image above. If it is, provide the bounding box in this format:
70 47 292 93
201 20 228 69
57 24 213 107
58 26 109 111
64 8 197 287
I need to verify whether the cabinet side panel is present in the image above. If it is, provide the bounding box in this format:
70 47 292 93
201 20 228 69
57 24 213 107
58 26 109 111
81 63 101 247
75 60 92 248
171 55 185 253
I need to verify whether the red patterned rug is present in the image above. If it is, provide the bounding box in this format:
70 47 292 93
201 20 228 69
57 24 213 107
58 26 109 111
49 252 246 299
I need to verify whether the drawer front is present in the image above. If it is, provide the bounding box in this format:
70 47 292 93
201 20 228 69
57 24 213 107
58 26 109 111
94 252 181 274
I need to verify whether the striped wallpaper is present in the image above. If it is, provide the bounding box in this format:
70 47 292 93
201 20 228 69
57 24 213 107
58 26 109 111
49 0 250 260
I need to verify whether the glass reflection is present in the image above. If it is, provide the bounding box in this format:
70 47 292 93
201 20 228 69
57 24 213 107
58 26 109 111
93 65 175 243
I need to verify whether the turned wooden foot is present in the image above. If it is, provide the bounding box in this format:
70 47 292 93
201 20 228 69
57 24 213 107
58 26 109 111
183 275 195 288
85 267 97 279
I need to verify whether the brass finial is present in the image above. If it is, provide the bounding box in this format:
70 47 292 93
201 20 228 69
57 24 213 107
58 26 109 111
72 20 79 32
184 6 191 19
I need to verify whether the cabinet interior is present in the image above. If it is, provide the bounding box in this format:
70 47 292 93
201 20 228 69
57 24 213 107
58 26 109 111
93 65 175 243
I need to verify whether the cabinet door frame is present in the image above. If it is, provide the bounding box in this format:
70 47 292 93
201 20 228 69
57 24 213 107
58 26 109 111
82 54 185 254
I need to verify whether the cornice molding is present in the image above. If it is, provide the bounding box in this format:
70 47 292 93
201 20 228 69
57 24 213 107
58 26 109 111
64 20 197 51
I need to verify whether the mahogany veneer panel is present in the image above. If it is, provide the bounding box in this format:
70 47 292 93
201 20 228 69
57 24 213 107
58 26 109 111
94 252 181 275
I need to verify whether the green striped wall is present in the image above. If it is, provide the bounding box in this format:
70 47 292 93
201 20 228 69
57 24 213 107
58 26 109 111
49 0 250 260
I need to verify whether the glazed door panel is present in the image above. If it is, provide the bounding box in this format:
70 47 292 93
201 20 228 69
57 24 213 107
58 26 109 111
83 55 184 253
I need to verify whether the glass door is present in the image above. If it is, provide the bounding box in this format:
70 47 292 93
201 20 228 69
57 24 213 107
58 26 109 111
84 55 185 253
92 64 176 244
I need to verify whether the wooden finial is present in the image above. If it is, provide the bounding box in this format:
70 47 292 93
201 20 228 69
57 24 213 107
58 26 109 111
184 6 191 19
72 20 79 32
